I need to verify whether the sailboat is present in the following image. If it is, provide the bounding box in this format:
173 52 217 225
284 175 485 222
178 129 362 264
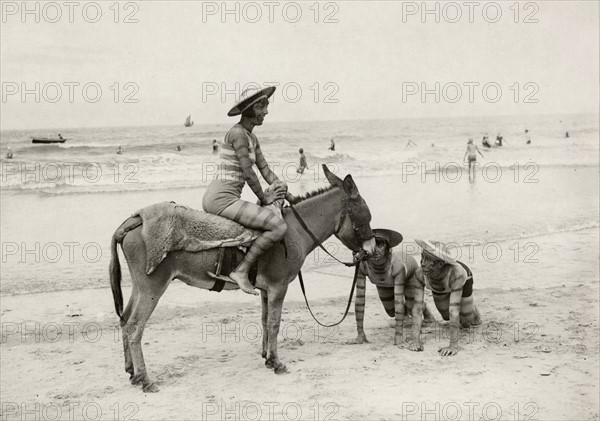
184 115 194 127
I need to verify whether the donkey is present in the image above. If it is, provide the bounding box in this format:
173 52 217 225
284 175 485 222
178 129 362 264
109 165 376 392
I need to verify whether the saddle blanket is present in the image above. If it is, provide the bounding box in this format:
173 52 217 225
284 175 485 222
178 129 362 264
133 202 260 275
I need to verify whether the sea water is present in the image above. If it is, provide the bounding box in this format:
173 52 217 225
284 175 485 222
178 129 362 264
1 113 598 295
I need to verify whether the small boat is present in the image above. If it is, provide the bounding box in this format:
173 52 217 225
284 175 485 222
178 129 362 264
184 115 194 127
31 137 67 144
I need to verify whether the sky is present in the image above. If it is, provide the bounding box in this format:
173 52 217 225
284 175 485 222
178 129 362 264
1 0 599 129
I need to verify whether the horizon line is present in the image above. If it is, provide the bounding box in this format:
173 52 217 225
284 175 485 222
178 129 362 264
1 111 598 133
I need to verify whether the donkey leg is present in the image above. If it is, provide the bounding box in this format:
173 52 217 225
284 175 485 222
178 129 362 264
261 290 269 360
120 292 136 380
265 287 288 374
125 283 167 393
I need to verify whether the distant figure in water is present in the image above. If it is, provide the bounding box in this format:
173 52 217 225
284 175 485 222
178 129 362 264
176 145 182 152
463 138 484 182
58 134 64 140
495 133 503 147
431 143 435 148
212 139 218 153
565 131 570 138
406 140 417 148
116 146 123 155
329 138 336 151
6 147 13 159
297 148 307 175
482 133 491 148
525 129 531 145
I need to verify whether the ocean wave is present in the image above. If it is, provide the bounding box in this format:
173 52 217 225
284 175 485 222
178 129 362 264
450 221 600 247
35 181 208 196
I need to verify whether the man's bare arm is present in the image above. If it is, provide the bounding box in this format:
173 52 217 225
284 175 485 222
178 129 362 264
348 268 368 344
408 268 426 351
254 141 279 185
439 269 466 356
393 268 406 346
230 134 266 204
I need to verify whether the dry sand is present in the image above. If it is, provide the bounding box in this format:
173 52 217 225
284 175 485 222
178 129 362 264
1 267 599 421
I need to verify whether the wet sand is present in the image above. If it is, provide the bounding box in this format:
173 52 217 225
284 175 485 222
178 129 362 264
1 234 599 420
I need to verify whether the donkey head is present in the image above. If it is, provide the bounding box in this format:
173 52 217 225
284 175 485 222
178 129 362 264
323 165 376 255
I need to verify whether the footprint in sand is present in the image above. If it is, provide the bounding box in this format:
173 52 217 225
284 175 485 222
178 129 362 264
218 351 235 363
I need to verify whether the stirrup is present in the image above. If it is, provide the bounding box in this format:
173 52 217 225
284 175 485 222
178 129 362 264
207 271 237 284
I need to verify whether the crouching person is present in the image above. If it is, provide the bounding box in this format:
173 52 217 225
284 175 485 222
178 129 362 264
348 229 433 345
412 239 482 356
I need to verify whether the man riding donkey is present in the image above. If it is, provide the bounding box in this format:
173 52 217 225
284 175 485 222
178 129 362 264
202 86 294 295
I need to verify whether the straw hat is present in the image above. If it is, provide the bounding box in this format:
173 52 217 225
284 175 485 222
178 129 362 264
227 86 276 117
373 229 403 248
415 239 456 263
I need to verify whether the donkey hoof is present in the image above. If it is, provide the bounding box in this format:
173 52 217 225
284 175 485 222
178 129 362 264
274 364 288 374
261 351 267 359
265 359 275 369
143 382 159 393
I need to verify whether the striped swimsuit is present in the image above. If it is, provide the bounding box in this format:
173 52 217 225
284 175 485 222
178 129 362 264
420 261 477 325
360 253 420 317
201 124 287 271
202 125 257 215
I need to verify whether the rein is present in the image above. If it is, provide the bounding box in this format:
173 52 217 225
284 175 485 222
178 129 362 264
288 204 357 267
288 203 365 327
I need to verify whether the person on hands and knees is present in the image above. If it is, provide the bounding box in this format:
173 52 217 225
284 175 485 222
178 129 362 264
202 86 293 296
412 240 482 356
349 229 433 346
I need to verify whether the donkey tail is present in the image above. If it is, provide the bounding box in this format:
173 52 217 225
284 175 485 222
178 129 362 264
109 231 124 319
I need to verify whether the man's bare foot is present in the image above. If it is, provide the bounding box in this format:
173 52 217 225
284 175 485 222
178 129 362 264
229 271 259 296
346 333 369 344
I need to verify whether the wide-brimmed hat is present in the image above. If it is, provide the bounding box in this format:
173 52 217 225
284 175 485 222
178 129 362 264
373 229 403 248
227 86 276 117
415 239 456 263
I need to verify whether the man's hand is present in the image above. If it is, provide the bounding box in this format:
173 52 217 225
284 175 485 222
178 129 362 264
438 345 459 356
347 332 369 344
262 186 286 205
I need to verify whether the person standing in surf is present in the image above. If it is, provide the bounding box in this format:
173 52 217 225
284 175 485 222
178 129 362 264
202 86 289 295
297 148 308 174
463 138 484 182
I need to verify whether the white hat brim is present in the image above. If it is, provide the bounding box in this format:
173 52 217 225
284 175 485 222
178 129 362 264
227 86 276 117
415 239 456 263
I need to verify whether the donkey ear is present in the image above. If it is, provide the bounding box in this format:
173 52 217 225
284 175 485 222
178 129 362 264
343 175 359 199
323 164 343 188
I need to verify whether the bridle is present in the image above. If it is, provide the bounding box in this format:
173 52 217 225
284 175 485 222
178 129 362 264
287 196 373 327
335 197 374 247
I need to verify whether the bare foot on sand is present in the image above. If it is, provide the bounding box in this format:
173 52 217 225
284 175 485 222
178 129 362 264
229 271 259 296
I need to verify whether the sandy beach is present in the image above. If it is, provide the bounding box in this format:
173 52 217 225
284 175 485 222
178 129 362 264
1 264 599 420
1 203 599 421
